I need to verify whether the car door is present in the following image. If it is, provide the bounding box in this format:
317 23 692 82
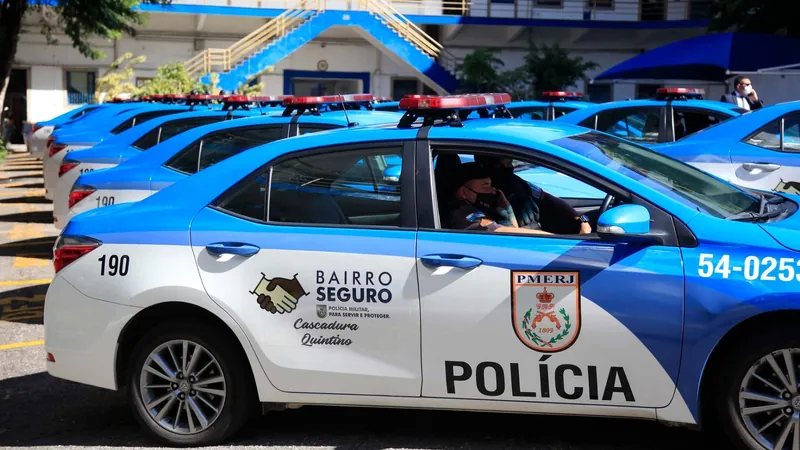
729 111 800 192
189 140 423 396
415 140 685 409
668 106 734 142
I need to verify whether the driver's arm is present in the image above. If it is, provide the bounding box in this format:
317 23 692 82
538 188 592 234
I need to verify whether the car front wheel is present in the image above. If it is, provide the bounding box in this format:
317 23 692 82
127 320 255 446
714 333 800 450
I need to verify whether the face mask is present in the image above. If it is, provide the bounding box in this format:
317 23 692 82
744 85 753 95
468 188 498 210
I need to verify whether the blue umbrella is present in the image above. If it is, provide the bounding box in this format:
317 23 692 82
592 32 800 82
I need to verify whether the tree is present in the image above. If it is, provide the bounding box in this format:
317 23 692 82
521 40 599 96
454 48 507 93
707 0 800 39
139 62 204 96
94 52 147 102
0 0 171 121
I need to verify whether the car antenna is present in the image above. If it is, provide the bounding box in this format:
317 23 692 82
338 93 357 127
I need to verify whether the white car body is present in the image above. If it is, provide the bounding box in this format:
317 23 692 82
29 126 55 160
53 162 117 229
44 145 91 201
64 188 153 227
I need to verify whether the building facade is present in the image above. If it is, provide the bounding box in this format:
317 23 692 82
6 0 797 134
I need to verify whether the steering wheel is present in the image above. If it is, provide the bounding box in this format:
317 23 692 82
599 193 615 216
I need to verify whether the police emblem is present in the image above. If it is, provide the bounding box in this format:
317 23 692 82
317 304 327 318
511 271 581 352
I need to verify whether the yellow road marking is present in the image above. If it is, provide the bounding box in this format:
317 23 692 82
0 340 44 351
13 257 50 268
0 279 51 287
8 223 46 241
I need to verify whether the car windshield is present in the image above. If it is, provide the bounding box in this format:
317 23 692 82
552 131 761 218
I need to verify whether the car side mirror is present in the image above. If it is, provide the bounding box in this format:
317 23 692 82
383 165 401 183
597 204 662 245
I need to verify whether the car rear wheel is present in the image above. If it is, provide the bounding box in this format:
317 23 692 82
127 320 255 446
713 332 800 450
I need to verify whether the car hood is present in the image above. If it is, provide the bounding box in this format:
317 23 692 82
759 192 800 252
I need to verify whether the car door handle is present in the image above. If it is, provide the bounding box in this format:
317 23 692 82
206 242 260 256
420 254 482 269
743 162 781 172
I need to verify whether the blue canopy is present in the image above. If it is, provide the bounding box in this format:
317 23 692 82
593 32 800 82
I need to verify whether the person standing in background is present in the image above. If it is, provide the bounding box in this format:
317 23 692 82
720 76 764 111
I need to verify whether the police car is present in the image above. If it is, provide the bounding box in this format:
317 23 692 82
60 94 404 227
45 93 800 450
555 88 744 145
29 103 105 160
52 94 288 229
44 98 198 200
654 100 800 194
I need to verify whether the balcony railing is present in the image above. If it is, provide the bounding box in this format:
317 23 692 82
169 0 713 20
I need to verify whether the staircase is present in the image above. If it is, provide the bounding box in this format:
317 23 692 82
183 0 460 94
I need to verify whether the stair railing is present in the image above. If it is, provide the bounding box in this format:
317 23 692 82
359 0 459 74
184 0 323 77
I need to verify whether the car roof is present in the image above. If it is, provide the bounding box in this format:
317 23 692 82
508 100 593 109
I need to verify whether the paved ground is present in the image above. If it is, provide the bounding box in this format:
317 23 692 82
0 151 717 449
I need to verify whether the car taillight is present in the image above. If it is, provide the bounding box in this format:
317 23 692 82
68 185 96 209
53 235 101 273
59 161 79 177
49 144 67 158
33 123 43 133
47 136 55 149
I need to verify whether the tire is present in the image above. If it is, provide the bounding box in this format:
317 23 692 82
710 330 800 450
126 319 256 446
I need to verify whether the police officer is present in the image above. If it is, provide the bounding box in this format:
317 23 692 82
474 154 591 234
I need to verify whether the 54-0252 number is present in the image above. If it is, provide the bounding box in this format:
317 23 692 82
698 253 800 282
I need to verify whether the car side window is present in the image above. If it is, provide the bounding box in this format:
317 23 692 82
132 116 226 151
594 107 662 143
672 108 731 141
745 113 800 153
508 106 547 120
164 126 283 175
431 147 611 236
110 110 184 134
298 124 339 135
267 147 403 227
554 106 578 118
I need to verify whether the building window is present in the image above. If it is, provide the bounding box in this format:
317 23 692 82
391 78 420 100
491 0 515 4
65 70 96 105
536 0 562 6
641 0 665 21
586 0 612 8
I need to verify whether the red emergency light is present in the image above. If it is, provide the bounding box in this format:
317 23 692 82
399 93 511 110
655 87 705 100
284 93 374 105
541 91 583 100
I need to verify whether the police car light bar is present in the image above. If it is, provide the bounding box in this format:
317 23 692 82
655 87 705 100
397 93 513 128
541 91 583 101
284 94 375 105
399 93 512 110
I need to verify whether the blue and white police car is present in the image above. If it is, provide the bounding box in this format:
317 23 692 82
51 94 288 229
44 98 197 200
45 93 800 450
653 100 800 194
555 87 744 145
29 103 105 160
61 94 404 227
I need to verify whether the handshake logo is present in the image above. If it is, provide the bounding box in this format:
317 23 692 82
249 272 309 314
